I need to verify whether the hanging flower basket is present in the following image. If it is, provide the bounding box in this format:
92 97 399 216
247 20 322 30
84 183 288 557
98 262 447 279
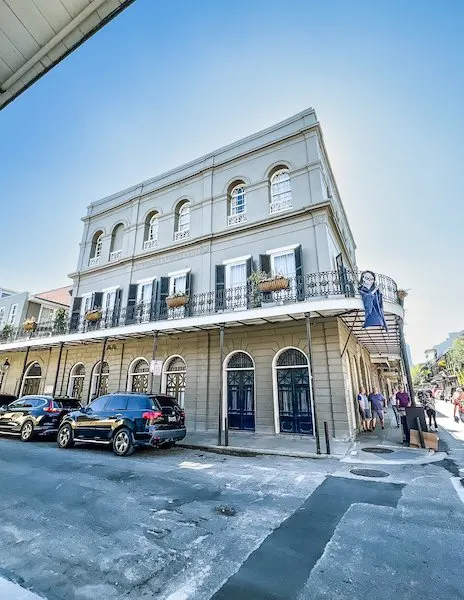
23 318 37 332
166 295 188 308
397 289 408 301
259 277 289 293
85 309 102 322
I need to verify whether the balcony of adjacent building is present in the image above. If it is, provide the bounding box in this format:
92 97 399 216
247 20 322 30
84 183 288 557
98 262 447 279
0 270 405 359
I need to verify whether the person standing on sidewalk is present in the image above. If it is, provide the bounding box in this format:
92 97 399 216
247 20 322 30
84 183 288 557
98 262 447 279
357 387 372 432
396 387 411 442
424 391 438 431
390 389 401 427
453 388 464 423
369 387 386 430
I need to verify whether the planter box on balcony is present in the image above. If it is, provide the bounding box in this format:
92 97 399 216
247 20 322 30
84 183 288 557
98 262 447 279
85 310 102 322
23 321 37 332
166 296 188 309
258 278 289 293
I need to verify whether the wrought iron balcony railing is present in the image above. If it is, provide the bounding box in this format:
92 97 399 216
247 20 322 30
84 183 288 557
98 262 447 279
0 270 399 345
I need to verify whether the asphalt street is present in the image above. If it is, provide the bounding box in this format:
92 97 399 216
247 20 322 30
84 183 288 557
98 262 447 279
0 418 463 600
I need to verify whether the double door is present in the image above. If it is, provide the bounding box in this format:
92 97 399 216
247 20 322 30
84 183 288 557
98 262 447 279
277 367 313 434
227 369 255 430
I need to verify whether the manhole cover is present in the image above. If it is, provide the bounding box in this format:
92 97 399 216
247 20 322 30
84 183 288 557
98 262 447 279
215 506 236 516
350 468 389 478
361 447 394 454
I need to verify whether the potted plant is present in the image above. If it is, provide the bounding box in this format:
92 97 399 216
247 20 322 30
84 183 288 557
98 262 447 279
166 292 189 309
397 289 408 300
23 317 37 332
53 308 68 334
253 271 289 293
0 324 13 341
85 307 103 322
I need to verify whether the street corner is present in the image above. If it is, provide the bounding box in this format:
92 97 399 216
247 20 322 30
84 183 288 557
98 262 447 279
341 443 448 466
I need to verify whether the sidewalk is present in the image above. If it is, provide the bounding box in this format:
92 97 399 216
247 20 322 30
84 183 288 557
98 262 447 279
178 408 447 464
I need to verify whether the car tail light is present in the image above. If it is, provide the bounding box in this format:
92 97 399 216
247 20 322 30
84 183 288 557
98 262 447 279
44 404 61 413
143 411 163 420
180 410 185 419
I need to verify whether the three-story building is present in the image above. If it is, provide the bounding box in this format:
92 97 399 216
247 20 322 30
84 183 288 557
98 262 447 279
0 109 405 442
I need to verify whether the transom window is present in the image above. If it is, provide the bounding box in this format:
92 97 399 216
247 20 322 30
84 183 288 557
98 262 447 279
270 169 292 214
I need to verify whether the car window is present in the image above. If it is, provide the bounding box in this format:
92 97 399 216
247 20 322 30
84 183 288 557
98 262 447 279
53 399 81 409
104 396 128 411
29 398 47 408
155 396 178 408
8 400 25 409
126 396 151 410
88 396 109 412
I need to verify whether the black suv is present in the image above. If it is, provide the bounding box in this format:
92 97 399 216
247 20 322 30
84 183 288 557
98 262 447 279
57 392 186 456
0 395 82 441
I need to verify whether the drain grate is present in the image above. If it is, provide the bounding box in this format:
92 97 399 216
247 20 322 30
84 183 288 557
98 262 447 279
350 468 389 478
361 447 394 454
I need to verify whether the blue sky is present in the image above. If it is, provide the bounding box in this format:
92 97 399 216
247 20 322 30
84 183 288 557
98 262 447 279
0 0 462 363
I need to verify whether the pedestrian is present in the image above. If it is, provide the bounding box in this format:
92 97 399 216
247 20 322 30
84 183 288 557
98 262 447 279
390 389 400 427
357 387 372 432
396 386 411 442
369 387 386 430
453 388 464 423
423 391 438 431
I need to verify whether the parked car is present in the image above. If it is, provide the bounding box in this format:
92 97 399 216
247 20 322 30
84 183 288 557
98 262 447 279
57 392 186 456
0 396 82 441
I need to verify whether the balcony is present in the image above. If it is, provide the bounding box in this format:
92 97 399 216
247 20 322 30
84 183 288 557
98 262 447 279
88 256 100 267
0 271 401 349
270 198 292 215
143 239 159 251
227 213 247 227
109 250 122 262
174 229 189 242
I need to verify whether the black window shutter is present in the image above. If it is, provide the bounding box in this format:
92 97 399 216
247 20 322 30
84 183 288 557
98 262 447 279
125 284 138 324
246 258 253 308
93 292 103 309
294 245 304 300
112 288 122 326
185 272 192 316
259 254 271 275
215 265 225 312
156 277 169 320
70 297 82 332
150 280 158 321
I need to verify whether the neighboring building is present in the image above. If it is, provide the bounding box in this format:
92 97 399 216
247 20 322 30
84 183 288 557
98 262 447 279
0 286 71 333
0 109 405 441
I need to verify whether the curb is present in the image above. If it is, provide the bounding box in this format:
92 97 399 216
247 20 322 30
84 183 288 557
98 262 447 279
177 442 343 460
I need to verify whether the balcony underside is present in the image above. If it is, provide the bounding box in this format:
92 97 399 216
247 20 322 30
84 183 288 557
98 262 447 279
0 297 403 358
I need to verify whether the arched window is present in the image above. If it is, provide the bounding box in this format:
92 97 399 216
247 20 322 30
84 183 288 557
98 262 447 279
270 169 292 214
228 183 247 226
109 224 124 261
91 361 109 399
68 363 85 400
22 362 42 396
128 358 149 392
144 212 159 251
174 202 190 241
225 351 255 430
89 231 103 266
162 355 186 407
272 348 313 435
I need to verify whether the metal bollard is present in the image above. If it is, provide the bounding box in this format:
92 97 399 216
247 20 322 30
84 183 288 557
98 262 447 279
324 421 331 455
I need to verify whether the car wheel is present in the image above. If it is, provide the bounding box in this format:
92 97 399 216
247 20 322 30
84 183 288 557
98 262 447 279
20 420 34 442
112 428 135 457
57 424 74 449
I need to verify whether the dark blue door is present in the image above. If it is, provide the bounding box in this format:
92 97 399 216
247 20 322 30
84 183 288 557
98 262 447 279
277 367 313 435
227 369 255 431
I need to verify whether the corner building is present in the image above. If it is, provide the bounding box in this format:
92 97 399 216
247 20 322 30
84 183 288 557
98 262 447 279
0 109 405 442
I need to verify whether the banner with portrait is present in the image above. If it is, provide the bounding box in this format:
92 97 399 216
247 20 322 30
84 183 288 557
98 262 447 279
358 270 387 330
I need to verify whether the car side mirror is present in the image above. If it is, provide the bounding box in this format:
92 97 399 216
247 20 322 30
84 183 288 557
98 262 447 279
0 405 6 410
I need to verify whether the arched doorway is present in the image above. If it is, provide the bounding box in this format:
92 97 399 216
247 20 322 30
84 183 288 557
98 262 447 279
273 348 313 435
22 362 42 396
91 361 109 399
128 358 149 392
162 356 186 407
68 363 85 401
225 351 255 431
